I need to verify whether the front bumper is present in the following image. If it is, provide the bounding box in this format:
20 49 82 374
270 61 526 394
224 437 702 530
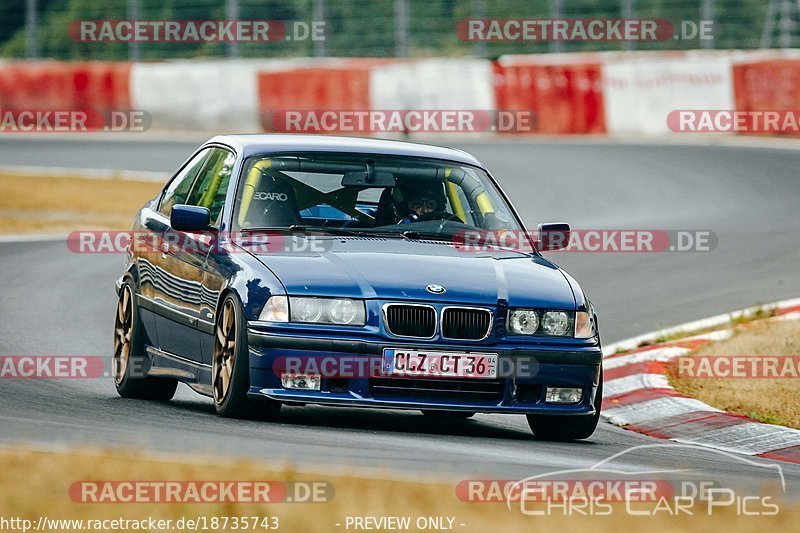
246 328 602 415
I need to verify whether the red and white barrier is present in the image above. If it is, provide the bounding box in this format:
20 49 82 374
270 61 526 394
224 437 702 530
3 51 800 137
732 54 800 136
130 59 322 132
0 61 130 128
601 52 734 135
494 53 605 134
257 59 385 132
370 58 495 111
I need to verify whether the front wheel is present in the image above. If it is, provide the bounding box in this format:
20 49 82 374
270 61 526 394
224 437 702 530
113 283 178 401
212 294 281 420
526 373 603 441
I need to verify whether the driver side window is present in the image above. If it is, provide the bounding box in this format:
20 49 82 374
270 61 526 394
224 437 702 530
158 148 211 216
185 148 235 226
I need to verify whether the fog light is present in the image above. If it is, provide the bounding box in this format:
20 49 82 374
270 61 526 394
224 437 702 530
281 373 321 391
545 387 582 404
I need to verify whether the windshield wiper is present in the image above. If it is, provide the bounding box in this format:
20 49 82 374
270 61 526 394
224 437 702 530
241 225 349 235
400 230 453 242
241 226 405 239
241 226 454 242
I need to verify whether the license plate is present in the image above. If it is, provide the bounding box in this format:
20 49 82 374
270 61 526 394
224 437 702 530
382 349 498 379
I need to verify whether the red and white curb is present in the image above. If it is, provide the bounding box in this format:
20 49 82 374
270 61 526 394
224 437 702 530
601 298 800 464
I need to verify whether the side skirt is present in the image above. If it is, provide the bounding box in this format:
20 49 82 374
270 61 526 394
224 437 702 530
146 346 213 397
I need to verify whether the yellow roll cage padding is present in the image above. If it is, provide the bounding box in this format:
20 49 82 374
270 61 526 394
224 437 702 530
444 167 495 220
237 159 272 226
475 192 495 214
197 152 229 210
443 168 467 223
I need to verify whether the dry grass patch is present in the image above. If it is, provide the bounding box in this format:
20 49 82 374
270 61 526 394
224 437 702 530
0 173 162 234
0 447 795 532
669 319 800 429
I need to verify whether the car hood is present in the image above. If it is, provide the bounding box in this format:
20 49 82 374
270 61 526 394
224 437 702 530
244 237 576 309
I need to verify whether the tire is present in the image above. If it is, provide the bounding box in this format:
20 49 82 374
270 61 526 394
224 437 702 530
526 373 603 441
113 283 178 401
421 410 476 419
212 294 281 420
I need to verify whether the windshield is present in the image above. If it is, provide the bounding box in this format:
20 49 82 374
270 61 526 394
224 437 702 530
232 153 523 238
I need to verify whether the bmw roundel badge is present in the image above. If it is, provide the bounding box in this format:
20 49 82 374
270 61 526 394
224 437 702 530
426 284 446 294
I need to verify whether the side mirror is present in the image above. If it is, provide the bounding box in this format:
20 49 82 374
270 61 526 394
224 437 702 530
171 205 211 232
537 222 570 251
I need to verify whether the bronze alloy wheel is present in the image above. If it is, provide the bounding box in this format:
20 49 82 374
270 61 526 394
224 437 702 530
211 294 281 419
213 298 237 404
113 282 178 401
113 285 133 385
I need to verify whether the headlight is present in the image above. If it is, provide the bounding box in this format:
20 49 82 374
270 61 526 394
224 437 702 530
542 311 570 336
292 297 324 323
291 297 366 326
574 311 595 338
507 309 578 336
328 298 361 325
260 296 366 325
509 309 539 335
259 295 289 322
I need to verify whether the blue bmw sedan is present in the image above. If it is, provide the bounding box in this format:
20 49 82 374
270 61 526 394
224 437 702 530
114 135 602 440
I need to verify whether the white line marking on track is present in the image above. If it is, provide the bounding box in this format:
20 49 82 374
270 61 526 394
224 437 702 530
603 346 690 369
675 423 800 455
603 397 722 427
604 373 672 398
0 164 166 182
0 234 67 243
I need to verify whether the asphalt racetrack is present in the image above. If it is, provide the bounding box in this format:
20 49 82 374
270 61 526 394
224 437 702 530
1 137 799 491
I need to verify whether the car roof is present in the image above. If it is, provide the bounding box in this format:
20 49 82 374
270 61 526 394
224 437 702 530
206 134 485 169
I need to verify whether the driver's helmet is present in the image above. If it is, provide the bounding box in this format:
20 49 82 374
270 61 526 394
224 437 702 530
393 179 447 222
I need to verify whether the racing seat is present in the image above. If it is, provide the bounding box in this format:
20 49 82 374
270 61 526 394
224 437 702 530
373 188 400 226
241 174 301 228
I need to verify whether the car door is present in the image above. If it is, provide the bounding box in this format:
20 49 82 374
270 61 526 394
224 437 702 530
137 149 209 303
156 147 235 365
147 147 213 362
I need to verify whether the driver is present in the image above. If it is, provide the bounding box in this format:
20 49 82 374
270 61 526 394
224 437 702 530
394 180 448 224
